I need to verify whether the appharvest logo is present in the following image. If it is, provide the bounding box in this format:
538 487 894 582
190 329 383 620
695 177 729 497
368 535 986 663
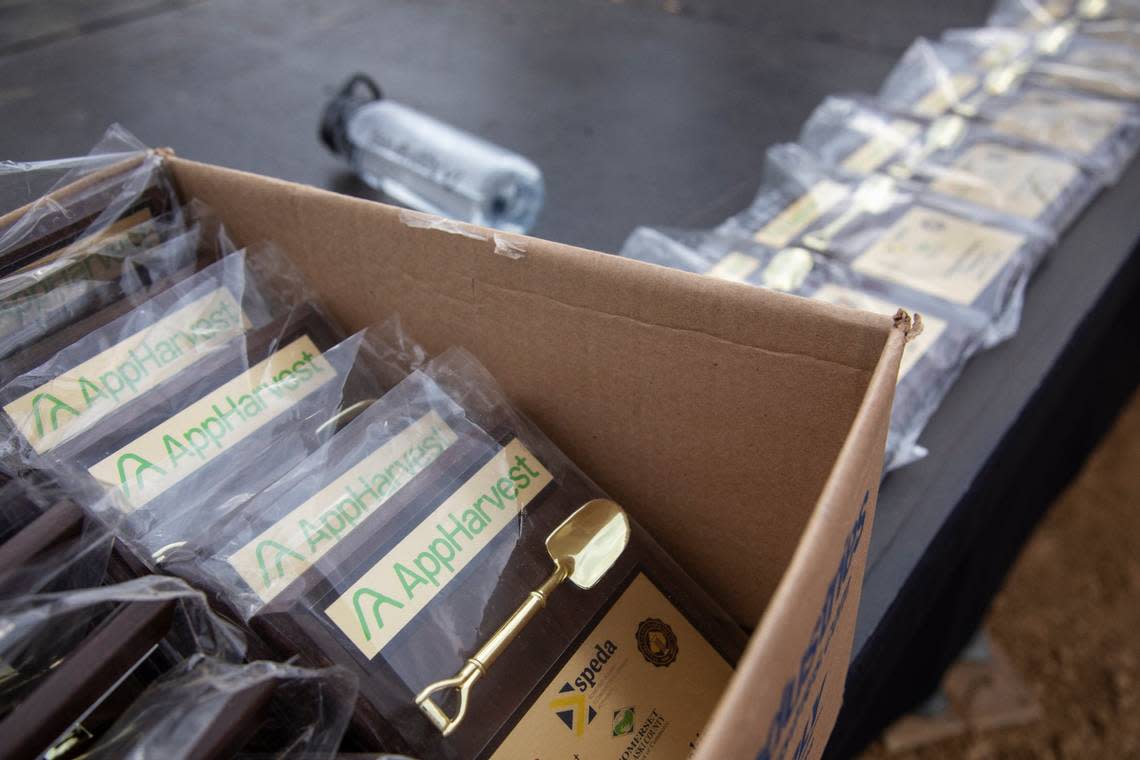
321 440 554 659
87 336 334 512
6 286 248 454
550 682 596 736
226 412 458 605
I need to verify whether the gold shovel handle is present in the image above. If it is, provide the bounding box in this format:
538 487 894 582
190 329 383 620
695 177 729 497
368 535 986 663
415 661 483 735
415 562 570 735
802 205 857 251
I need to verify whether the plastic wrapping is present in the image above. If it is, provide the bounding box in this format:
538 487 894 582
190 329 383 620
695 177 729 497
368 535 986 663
941 24 1140 101
877 37 1140 182
83 655 357 760
0 576 245 726
0 501 114 598
178 345 746 758
988 0 1074 27
989 0 1140 28
0 472 58 542
0 244 314 466
0 243 299 452
33 327 394 567
798 94 1103 234
717 143 1047 345
0 126 181 264
6 310 417 582
0 473 143 595
621 225 984 472
0 128 200 363
0 208 235 404
0 208 201 373
988 0 1140 34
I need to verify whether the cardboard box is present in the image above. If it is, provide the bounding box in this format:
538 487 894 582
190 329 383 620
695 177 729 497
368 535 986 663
44 155 911 759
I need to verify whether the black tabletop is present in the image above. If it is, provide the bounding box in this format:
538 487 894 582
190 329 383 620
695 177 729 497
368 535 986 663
0 0 996 253
3 1 1137 757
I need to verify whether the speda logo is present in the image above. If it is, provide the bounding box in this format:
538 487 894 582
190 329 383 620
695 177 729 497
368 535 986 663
549 682 596 736
548 639 617 735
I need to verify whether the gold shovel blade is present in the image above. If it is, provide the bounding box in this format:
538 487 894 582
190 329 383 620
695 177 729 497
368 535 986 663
546 498 630 589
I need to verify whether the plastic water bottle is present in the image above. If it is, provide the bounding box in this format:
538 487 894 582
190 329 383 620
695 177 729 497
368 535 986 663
320 74 545 233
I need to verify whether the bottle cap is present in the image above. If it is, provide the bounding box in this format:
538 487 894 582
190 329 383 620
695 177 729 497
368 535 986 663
320 74 383 157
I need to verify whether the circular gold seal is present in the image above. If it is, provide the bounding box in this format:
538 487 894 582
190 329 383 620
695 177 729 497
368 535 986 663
635 618 678 667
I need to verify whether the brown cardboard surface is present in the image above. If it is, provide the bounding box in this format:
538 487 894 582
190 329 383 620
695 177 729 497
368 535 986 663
166 156 905 759
694 328 902 760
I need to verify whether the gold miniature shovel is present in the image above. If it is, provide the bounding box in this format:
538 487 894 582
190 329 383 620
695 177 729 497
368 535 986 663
954 60 1029 118
889 114 967 181
415 498 631 736
802 173 896 251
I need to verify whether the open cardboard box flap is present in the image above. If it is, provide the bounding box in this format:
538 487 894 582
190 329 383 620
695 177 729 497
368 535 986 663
138 155 900 758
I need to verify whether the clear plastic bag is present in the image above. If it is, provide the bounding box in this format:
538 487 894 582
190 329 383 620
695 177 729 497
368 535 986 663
0 501 114 598
620 225 984 472
83 655 357 760
0 472 58 542
183 361 460 624
877 37 1140 181
0 208 235 402
48 330 378 565
0 128 186 305
988 0 1140 34
717 143 1046 345
0 126 181 264
15 311 417 577
0 207 202 371
0 575 245 724
0 243 315 467
942 24 1140 101
987 0 1075 27
180 344 746 758
797 94 1103 234
1062 15 1140 49
0 132 240 407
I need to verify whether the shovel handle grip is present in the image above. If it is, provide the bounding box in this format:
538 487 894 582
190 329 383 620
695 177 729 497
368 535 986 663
415 661 482 736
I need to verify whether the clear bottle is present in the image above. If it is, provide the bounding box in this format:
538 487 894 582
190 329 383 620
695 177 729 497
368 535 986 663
320 74 545 233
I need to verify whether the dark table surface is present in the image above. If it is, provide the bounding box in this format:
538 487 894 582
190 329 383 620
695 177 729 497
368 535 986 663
3 1 1138 757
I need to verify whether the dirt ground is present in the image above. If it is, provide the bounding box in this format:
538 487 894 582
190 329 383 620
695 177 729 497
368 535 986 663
860 389 1140 760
